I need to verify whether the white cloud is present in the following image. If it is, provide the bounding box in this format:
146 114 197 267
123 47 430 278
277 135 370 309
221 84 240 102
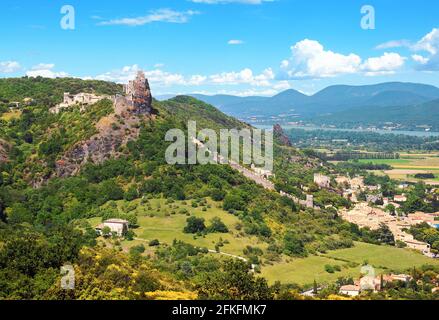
375 40 411 50
99 9 199 26
209 68 274 86
412 54 429 65
412 28 439 55
410 28 439 71
26 63 69 78
280 39 406 79
361 52 406 76
92 65 288 97
280 39 362 79
0 61 21 73
228 39 244 45
95 64 206 87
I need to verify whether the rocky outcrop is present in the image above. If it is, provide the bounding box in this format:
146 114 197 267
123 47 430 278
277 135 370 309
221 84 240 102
273 124 292 147
124 71 153 115
54 71 154 178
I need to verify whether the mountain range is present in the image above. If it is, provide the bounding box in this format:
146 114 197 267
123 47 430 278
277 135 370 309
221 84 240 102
157 82 439 129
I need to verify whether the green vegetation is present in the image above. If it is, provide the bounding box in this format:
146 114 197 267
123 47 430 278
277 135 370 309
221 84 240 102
1 77 438 300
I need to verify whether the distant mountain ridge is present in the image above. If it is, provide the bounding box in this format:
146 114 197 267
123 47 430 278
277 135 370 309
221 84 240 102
171 82 439 119
312 98 439 130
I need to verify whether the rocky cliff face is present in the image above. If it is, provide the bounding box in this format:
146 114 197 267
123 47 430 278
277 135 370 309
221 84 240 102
54 72 154 178
125 71 153 115
273 124 292 147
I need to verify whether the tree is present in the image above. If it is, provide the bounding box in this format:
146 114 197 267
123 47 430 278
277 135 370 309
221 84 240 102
102 226 112 238
223 194 245 211
373 223 395 246
208 217 229 233
313 280 318 295
196 259 273 300
385 204 396 216
183 217 206 234
283 232 307 257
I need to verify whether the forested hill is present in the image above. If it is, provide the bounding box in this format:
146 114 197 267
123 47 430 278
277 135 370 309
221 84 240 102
0 77 385 300
0 77 123 106
311 98 439 130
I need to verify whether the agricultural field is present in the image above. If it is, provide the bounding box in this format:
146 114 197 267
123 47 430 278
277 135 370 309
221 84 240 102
358 154 439 184
262 242 439 287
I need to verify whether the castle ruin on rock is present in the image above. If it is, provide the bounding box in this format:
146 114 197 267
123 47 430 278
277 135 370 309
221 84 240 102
123 70 153 114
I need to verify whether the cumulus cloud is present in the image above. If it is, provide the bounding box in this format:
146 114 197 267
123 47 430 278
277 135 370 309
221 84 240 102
361 52 406 76
209 68 274 86
92 65 287 96
26 63 69 78
280 39 362 79
412 54 429 65
411 28 439 71
0 61 21 73
228 39 244 45
279 39 405 79
95 64 206 87
98 9 200 26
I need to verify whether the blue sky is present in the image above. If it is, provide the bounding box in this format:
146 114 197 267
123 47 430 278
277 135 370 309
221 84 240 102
1 0 438 96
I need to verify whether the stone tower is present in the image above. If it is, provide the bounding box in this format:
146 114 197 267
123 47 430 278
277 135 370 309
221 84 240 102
124 70 153 114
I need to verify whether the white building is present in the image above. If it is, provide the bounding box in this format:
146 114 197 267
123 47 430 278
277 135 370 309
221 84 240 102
96 219 129 237
339 285 361 297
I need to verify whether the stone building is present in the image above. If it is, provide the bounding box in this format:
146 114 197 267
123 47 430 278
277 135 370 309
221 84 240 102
96 219 129 237
123 70 153 114
51 92 109 113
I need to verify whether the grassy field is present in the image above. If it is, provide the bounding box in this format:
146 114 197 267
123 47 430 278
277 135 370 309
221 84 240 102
90 199 439 287
359 155 439 184
90 198 267 257
261 255 367 286
262 242 439 287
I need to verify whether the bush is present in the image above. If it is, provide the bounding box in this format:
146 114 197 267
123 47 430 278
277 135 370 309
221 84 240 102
183 217 206 234
149 239 160 247
207 217 229 233
325 264 335 273
130 244 145 255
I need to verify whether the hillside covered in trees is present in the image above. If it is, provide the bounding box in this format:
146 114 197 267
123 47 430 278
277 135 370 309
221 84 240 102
0 77 437 300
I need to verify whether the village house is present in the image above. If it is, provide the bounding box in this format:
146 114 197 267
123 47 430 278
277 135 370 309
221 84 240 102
366 194 383 204
393 195 407 203
96 219 129 237
339 285 361 297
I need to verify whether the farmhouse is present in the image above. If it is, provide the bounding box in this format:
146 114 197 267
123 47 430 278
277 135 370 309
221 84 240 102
339 285 361 297
96 219 129 237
